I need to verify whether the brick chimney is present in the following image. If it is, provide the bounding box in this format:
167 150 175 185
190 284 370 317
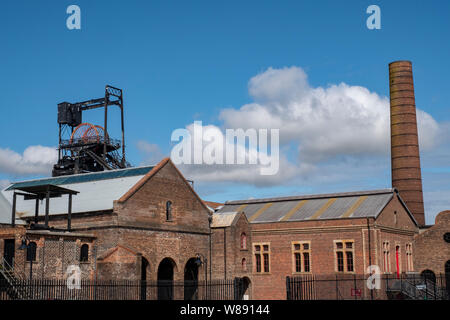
389 60 425 226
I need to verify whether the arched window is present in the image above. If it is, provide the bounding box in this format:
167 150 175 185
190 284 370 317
240 233 247 250
421 269 436 284
80 244 89 262
26 242 37 262
166 201 172 221
242 258 247 271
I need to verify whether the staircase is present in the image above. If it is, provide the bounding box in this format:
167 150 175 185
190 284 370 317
0 258 29 300
386 275 449 300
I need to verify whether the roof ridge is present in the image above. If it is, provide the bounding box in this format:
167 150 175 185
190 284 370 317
225 188 395 205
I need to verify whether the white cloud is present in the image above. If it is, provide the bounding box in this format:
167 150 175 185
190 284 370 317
220 66 441 164
171 122 290 186
136 140 166 166
423 189 450 225
137 65 448 219
0 145 57 176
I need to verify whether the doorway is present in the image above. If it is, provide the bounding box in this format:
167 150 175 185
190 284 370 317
157 258 175 300
241 277 251 300
184 258 199 300
3 239 15 269
140 257 149 300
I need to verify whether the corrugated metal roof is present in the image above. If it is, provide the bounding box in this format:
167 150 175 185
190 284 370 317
1 166 154 219
5 166 153 191
216 189 395 223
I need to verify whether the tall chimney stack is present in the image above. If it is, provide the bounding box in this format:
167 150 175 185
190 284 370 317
389 60 425 226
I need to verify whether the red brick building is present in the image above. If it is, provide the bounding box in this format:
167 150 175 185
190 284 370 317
215 189 419 299
1 159 214 292
1 61 448 300
413 210 450 281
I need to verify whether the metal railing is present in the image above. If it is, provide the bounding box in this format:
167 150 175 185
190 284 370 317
0 278 246 301
286 273 450 300
0 258 30 300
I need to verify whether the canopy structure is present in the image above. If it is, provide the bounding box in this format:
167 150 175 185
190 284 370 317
9 184 79 231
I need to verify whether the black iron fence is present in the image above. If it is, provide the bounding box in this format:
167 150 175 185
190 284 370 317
0 278 246 301
286 273 450 300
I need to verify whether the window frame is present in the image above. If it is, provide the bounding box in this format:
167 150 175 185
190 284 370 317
165 201 173 221
334 240 355 273
26 241 37 262
241 258 247 271
80 243 89 263
253 242 270 274
240 233 247 250
405 243 413 272
292 241 312 274
383 241 391 273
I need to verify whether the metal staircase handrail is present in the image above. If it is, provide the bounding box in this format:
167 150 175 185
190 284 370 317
0 257 28 300
1 257 27 281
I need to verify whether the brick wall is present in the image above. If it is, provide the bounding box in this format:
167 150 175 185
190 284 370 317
248 193 418 300
413 210 450 275
25 159 212 283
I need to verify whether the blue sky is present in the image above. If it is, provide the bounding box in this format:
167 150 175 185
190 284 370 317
0 1 449 224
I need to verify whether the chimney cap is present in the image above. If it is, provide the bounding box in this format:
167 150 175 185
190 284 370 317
389 60 412 66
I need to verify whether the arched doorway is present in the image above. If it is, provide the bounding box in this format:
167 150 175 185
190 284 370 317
421 269 436 284
241 277 251 300
184 258 199 300
157 258 176 300
445 261 450 297
140 257 149 300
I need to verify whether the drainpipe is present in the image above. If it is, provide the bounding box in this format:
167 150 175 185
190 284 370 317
223 227 227 280
208 215 212 282
367 217 373 300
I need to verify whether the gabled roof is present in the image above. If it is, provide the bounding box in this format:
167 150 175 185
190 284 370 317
211 212 240 228
216 189 398 223
1 165 155 219
118 158 210 213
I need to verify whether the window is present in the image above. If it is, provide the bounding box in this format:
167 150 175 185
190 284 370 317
80 244 89 262
254 243 270 273
292 241 311 273
242 258 247 271
295 253 302 272
395 245 401 275
383 241 390 273
255 254 261 272
240 233 247 250
336 252 344 272
263 253 269 272
26 242 37 262
303 252 310 272
166 201 172 221
405 243 413 272
444 233 450 243
346 252 354 272
335 240 354 273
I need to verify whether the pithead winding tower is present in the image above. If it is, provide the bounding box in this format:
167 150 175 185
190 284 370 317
389 61 425 226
